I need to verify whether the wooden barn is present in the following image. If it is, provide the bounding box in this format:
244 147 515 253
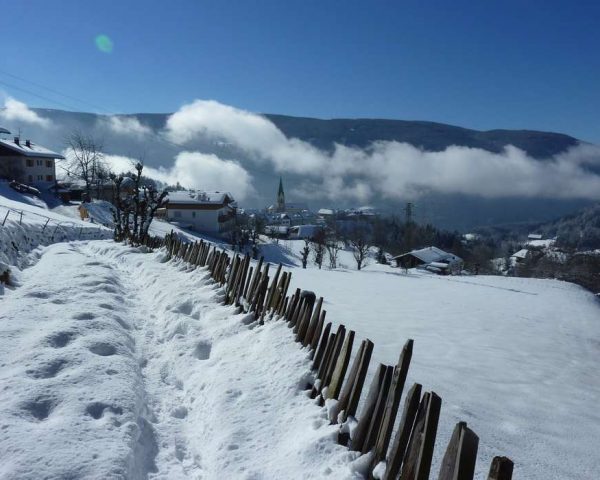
393 246 463 274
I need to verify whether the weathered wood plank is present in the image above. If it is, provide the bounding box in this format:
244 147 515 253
383 382 422 480
309 310 327 356
302 297 323 346
362 365 394 454
437 421 479 480
326 330 355 402
351 363 387 452
400 391 442 480
487 457 514 480
371 339 414 468
312 322 333 371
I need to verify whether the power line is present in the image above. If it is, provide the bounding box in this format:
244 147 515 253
0 69 117 115
0 70 184 151
0 78 82 112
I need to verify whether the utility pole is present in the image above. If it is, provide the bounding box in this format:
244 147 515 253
404 202 414 252
404 202 414 225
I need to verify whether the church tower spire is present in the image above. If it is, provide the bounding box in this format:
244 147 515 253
277 176 285 212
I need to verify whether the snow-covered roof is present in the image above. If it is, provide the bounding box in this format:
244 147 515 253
526 239 555 248
0 137 65 159
318 208 335 216
167 190 235 206
528 233 543 240
394 246 462 264
511 249 529 259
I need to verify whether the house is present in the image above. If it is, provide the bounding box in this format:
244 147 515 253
510 249 530 265
393 246 463 274
164 190 236 235
288 224 323 240
0 134 64 187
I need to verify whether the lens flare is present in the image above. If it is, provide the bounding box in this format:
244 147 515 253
95 35 114 53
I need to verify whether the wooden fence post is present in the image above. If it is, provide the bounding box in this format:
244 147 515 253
309 310 327 355
370 339 414 470
361 365 394 454
314 324 346 401
400 391 442 480
351 364 388 451
325 330 355 402
300 296 322 346
383 383 422 480
437 422 479 480
487 457 513 480
333 338 374 427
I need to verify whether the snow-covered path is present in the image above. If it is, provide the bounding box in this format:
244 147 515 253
0 241 360 479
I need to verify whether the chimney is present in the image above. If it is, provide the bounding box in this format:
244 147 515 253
25 139 31 148
14 137 20 146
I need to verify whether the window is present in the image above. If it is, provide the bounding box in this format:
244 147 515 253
192 211 196 218
46 160 53 168
26 159 34 167
46 175 53 182
36 159 43 166
37 175 43 181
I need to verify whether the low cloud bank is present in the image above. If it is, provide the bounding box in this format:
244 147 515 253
0 96 51 128
165 99 600 202
101 151 254 201
5 96 600 204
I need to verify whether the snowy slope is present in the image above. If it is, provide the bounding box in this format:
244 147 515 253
268 239 600 479
0 241 365 479
0 188 111 271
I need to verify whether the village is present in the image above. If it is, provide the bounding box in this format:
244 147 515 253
1 126 576 284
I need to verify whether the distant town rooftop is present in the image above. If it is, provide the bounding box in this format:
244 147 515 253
167 190 235 206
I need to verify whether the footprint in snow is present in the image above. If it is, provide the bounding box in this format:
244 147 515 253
85 402 123 419
193 341 211 360
22 396 56 421
47 331 75 348
89 343 117 356
26 358 68 379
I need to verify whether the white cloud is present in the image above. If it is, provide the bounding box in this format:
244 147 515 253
103 151 254 201
102 116 152 137
164 98 600 202
0 97 51 127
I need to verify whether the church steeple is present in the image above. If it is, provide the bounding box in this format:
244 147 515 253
277 176 285 212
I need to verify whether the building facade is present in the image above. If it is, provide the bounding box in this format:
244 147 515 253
165 190 237 235
0 136 63 186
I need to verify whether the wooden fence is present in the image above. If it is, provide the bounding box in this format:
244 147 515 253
142 232 515 480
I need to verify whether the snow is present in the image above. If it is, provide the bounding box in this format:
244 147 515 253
0 239 363 479
526 238 556 248
3 190 600 479
0 186 112 269
275 239 600 479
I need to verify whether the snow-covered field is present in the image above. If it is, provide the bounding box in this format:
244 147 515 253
2 193 600 479
267 240 600 479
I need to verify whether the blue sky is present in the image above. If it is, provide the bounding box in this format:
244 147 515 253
1 0 599 142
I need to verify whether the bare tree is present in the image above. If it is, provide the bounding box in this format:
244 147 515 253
64 131 106 198
111 162 167 245
326 235 342 269
311 229 326 269
300 239 310 269
349 227 371 271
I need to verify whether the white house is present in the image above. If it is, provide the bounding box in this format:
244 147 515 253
165 190 236 235
0 134 64 186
